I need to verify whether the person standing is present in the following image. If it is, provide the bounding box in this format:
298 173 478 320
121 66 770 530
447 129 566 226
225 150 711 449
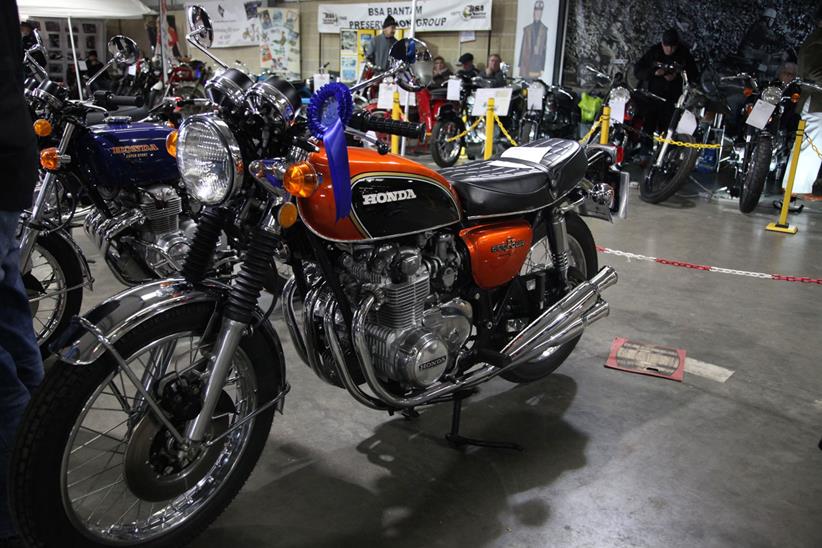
634 28 699 134
365 15 397 71
1 2 45 547
484 53 507 87
456 53 479 80
518 0 548 79
783 5 822 198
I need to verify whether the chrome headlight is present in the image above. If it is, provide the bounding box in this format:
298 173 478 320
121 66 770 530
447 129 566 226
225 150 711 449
177 115 243 205
761 85 782 106
608 86 631 104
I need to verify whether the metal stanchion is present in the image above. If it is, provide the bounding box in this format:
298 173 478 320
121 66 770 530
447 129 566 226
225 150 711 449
391 90 401 155
484 97 495 160
599 106 611 145
766 119 806 235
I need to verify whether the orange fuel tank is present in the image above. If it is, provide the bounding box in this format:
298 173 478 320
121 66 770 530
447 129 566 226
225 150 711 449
297 147 462 242
460 220 533 289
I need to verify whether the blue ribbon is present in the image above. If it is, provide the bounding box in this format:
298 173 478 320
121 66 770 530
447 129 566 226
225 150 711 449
307 83 354 220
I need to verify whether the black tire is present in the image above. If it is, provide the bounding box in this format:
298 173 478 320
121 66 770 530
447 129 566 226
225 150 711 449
739 134 773 213
431 118 463 167
24 232 84 357
11 302 281 548
501 212 598 383
640 133 699 204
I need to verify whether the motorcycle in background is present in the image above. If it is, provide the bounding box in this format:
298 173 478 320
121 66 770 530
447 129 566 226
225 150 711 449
20 35 233 354
10 8 619 547
519 80 581 143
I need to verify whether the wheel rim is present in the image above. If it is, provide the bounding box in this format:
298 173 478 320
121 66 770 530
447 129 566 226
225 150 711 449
647 145 689 193
26 243 68 345
60 331 258 544
436 121 461 163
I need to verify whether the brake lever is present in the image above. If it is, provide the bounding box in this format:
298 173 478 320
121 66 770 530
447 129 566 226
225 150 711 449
292 136 319 153
345 127 389 155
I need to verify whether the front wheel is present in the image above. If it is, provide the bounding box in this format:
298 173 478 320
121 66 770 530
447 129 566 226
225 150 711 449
24 232 84 357
501 212 598 383
11 302 281 548
431 118 463 167
640 133 699 203
738 134 773 213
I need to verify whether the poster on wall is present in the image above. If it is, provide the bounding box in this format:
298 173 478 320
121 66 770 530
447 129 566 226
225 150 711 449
513 0 562 83
259 8 300 80
340 29 359 83
317 0 492 33
185 0 262 47
564 0 818 88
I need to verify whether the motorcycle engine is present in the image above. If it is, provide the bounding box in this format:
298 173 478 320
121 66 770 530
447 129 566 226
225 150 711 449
333 235 471 389
138 185 193 276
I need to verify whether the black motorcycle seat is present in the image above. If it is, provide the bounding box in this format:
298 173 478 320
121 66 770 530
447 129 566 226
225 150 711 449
439 138 587 219
85 105 149 125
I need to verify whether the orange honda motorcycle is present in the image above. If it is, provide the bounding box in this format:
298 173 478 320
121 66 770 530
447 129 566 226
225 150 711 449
11 7 621 548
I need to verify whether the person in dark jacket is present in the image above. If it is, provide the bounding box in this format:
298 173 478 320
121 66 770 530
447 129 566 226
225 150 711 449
365 15 397 71
484 53 507 87
456 53 479 80
1 2 44 546
429 56 452 88
634 28 699 133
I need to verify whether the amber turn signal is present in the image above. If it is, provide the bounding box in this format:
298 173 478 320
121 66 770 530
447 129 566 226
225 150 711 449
33 118 52 137
277 202 299 228
283 162 318 198
791 93 801 103
40 147 60 170
165 130 178 157
743 87 753 97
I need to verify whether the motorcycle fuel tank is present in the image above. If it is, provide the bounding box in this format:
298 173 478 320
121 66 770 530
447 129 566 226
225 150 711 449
77 121 178 188
460 220 533 289
298 147 462 242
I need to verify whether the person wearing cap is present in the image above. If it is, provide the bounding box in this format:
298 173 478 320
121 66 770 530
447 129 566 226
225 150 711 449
456 53 478 80
365 15 397 71
518 0 548 79
737 7 782 67
634 27 699 134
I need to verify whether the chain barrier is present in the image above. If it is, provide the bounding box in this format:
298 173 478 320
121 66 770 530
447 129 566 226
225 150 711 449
579 119 601 144
445 117 482 143
806 133 822 160
653 135 722 149
493 113 518 147
596 245 822 285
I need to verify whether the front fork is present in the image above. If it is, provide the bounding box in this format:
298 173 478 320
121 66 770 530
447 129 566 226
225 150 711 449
19 123 76 268
185 205 280 443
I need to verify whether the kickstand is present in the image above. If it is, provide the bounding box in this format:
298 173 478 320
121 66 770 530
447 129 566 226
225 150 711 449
445 390 523 451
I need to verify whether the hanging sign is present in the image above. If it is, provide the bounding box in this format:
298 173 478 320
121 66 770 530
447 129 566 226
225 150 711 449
472 88 514 116
317 0 493 33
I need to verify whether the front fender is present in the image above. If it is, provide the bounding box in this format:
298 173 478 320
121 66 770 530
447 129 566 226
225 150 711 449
49 227 94 290
56 280 287 396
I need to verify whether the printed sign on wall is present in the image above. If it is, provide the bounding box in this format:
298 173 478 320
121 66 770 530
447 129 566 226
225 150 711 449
186 0 262 48
259 8 300 80
317 0 493 33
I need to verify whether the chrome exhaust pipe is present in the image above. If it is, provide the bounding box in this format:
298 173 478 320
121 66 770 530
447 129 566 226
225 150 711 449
503 266 617 360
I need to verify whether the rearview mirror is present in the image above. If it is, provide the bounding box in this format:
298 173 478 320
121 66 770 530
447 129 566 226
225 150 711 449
187 5 214 48
107 35 138 65
390 38 433 92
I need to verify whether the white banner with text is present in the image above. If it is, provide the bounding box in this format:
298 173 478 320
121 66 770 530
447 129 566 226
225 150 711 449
317 0 493 33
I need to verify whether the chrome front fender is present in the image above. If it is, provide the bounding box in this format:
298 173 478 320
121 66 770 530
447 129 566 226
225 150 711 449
57 278 224 365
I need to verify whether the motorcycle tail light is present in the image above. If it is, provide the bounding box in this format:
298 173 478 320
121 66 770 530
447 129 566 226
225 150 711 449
616 146 625 165
744 103 754 115
791 93 801 103
33 118 52 137
165 130 178 157
40 147 60 170
278 202 299 228
283 162 318 198
743 87 753 97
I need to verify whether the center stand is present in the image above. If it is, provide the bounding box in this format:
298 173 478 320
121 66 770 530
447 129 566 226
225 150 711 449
445 389 523 451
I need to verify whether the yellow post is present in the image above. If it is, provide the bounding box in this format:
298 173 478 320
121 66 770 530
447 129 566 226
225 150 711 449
599 106 611 145
484 97 495 160
766 119 805 234
391 90 401 155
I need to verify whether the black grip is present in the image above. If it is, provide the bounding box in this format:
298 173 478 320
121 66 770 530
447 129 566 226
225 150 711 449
92 90 143 109
348 112 425 139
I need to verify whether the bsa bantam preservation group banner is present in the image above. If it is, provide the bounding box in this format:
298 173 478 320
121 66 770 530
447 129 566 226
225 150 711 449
317 0 493 33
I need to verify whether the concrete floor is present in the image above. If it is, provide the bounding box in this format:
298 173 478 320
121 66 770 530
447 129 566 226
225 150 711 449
74 166 822 548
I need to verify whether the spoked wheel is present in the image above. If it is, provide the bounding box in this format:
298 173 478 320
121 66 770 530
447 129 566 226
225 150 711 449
430 119 463 167
24 232 83 357
501 212 598 383
640 133 699 203
11 302 282 548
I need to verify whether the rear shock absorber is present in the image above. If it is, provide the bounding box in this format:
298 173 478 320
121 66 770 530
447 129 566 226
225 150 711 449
224 225 279 324
182 207 230 283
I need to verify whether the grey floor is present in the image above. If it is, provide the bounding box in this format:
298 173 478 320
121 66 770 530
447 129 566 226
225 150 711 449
75 167 822 548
